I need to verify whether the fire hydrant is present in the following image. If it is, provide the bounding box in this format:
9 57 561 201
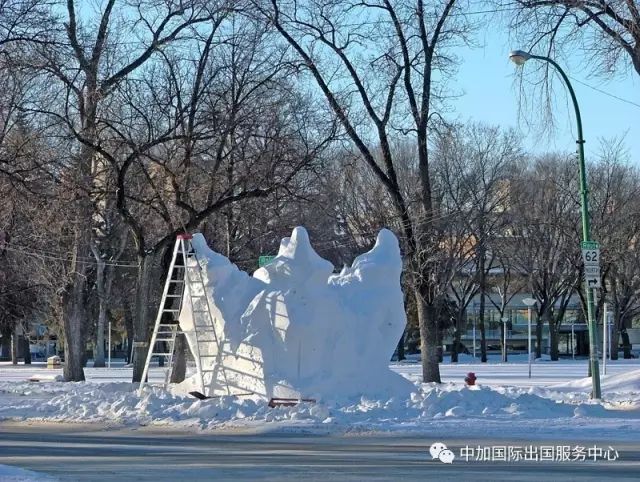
464 372 477 386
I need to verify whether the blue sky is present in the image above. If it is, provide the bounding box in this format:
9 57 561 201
450 24 640 162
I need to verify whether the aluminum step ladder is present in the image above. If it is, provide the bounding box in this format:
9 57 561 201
138 233 228 396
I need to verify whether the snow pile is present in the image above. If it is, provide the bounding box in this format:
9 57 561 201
2 379 639 433
0 465 57 481
178 227 413 401
552 369 640 394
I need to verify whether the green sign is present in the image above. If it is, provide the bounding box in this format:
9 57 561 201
258 255 276 267
581 241 599 250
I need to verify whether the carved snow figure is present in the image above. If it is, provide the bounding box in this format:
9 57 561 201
177 226 414 401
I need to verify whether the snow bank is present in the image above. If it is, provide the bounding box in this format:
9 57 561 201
2 379 639 433
551 369 640 394
0 465 57 481
178 227 413 401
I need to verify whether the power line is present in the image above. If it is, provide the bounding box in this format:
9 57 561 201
568 75 640 110
2 243 139 268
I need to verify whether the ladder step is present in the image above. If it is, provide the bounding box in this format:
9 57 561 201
169 280 184 284
151 352 173 356
154 338 176 342
162 309 181 313
166 294 182 298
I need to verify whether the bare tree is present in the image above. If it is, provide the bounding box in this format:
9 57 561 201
75 12 337 381
512 154 581 360
261 0 471 382
488 249 526 362
0 0 52 47
4 0 229 380
589 140 640 358
511 0 640 76
436 123 521 361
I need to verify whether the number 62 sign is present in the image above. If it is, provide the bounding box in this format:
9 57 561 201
581 241 601 288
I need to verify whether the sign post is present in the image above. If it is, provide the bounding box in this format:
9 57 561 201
581 241 601 289
581 240 602 398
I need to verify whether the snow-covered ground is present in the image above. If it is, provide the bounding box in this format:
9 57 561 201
1 358 639 441
0 464 58 481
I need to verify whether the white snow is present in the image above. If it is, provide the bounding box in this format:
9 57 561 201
0 465 57 481
177 227 412 400
1 360 640 440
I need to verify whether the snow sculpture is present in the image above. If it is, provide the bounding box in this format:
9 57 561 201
177 226 414 401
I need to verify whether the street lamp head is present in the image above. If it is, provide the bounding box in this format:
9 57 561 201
509 50 531 66
522 297 537 307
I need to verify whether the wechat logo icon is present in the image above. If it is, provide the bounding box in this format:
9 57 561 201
430 442 455 464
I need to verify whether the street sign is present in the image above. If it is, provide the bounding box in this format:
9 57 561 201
584 265 600 275
581 242 600 266
581 241 601 288
585 275 601 289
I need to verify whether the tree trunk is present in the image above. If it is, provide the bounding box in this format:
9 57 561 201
22 336 31 364
621 328 632 359
123 303 134 364
451 310 464 363
93 258 107 367
0 327 11 359
549 319 559 361
132 254 154 382
10 326 18 365
170 334 187 384
61 74 100 381
62 235 88 382
610 308 621 360
536 310 545 359
415 283 441 383
478 252 487 362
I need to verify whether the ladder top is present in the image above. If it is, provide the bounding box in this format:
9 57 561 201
177 233 193 240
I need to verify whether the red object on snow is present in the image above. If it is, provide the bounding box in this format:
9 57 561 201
465 372 477 386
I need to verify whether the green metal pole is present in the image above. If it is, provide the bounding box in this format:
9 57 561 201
530 55 602 399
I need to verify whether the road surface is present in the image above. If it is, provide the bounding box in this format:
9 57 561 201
1 423 639 481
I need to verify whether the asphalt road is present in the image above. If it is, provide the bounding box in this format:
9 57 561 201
1 423 639 481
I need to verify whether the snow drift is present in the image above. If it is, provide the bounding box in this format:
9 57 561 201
177 226 414 401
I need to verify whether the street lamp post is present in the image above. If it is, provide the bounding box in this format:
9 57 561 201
509 50 602 400
523 298 537 379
